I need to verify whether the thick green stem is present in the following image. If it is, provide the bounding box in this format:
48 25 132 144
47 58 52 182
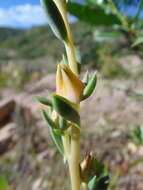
65 41 79 76
62 133 70 160
62 128 81 190
68 127 81 190
57 2 80 190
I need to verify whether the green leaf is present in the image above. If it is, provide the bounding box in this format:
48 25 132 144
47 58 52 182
132 36 143 47
52 94 80 124
41 109 57 129
0 175 8 190
83 72 97 99
40 0 68 41
67 2 121 26
50 128 64 155
59 116 68 130
35 96 52 107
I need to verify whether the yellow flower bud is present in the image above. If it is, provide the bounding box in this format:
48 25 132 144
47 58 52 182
56 64 85 104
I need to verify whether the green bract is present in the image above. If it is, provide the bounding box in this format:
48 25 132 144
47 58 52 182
59 116 68 130
40 0 68 41
41 109 56 129
50 128 64 155
52 94 80 124
83 72 97 100
35 96 52 107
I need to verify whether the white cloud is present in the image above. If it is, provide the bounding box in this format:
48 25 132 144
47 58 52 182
0 4 48 28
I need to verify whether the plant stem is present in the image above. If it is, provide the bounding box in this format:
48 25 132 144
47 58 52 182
55 0 78 75
63 4 79 76
59 2 81 189
65 41 79 76
68 127 81 190
62 133 70 160
62 127 81 190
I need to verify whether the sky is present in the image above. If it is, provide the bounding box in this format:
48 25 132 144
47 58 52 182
0 0 141 29
0 0 48 28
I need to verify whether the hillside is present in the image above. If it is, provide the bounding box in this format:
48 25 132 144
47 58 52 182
0 23 128 89
0 27 23 43
0 23 95 88
0 23 89 60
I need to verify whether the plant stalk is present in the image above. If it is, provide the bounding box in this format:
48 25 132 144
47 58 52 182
63 4 79 76
68 127 81 190
60 3 81 189
62 127 81 190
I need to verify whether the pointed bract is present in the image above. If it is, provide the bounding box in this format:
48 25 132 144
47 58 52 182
83 72 97 100
35 96 52 107
56 63 85 104
50 128 64 155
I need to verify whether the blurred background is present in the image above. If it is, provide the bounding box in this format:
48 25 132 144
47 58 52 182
0 0 143 189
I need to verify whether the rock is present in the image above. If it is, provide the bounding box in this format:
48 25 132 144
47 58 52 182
0 123 17 155
0 99 16 127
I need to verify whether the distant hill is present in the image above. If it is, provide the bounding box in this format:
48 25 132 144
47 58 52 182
0 23 92 61
0 27 23 43
0 25 67 60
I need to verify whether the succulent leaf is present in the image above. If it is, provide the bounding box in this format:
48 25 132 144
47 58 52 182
40 0 68 41
50 128 64 155
35 96 52 107
52 94 80 124
82 72 97 100
59 116 68 130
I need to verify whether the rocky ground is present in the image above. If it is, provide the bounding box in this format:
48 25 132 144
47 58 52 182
0 55 143 190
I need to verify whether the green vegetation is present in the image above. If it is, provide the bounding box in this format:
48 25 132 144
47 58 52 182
0 26 63 60
68 0 143 49
0 27 23 43
0 22 134 89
